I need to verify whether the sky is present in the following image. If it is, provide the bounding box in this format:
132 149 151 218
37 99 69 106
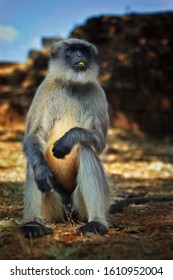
0 0 173 62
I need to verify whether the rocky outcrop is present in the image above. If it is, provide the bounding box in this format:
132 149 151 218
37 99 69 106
0 12 173 134
71 12 173 134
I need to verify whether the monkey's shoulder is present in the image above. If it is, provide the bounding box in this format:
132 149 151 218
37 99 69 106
36 77 59 97
28 78 62 114
89 83 108 107
77 82 106 100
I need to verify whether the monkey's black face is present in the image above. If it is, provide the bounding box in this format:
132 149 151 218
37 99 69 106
50 39 99 83
64 43 95 72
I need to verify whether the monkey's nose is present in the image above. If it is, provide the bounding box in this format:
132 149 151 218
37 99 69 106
76 50 83 58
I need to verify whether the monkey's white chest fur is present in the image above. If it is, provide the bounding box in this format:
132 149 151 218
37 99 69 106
44 86 94 194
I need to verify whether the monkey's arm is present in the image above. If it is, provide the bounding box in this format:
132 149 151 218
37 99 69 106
52 97 109 159
23 83 57 192
52 127 106 159
23 134 54 192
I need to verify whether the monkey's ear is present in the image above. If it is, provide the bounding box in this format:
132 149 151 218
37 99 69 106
89 44 98 57
50 41 63 58
50 45 57 59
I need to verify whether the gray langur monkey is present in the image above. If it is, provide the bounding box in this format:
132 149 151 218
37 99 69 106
20 38 110 238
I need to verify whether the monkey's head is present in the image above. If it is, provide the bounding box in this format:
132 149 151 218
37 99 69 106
49 38 99 83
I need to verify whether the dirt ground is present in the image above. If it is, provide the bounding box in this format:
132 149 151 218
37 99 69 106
0 123 173 260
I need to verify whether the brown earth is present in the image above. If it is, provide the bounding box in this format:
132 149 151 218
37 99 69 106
0 122 173 260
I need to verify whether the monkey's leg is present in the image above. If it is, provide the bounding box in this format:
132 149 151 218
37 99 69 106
73 146 110 235
20 164 63 238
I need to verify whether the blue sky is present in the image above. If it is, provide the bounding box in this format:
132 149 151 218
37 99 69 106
0 0 173 62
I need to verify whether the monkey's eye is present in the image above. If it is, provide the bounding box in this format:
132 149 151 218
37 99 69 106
66 47 73 57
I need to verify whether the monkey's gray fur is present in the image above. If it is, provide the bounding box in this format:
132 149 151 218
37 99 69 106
21 38 110 238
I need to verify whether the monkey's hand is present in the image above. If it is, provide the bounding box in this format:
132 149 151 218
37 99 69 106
34 164 54 192
52 133 73 159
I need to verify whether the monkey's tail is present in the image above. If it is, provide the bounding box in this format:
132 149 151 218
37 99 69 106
109 194 173 214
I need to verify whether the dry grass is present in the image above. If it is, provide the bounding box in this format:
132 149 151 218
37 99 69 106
0 126 173 259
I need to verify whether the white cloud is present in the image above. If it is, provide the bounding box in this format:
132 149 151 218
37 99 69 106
0 25 19 42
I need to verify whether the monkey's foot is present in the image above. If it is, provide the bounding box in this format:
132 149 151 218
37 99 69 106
20 221 53 238
76 221 107 235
